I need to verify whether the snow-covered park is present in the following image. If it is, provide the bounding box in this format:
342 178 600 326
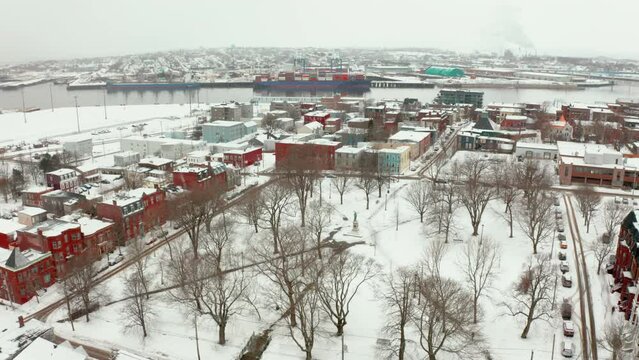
0 150 624 360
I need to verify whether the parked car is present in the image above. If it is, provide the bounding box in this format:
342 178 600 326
615 196 622 204
561 341 574 358
561 299 573 320
557 225 565 233
554 199 561 206
558 234 566 241
563 321 575 337
558 251 567 260
145 237 157 246
555 212 563 220
562 274 573 288
623 198 629 205
410 166 417 171
108 254 124 266
434 147 440 151
560 240 568 249
560 261 570 273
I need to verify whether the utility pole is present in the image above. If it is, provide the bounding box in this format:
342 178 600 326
341 332 345 360
103 88 108 120
21 87 27 123
49 83 54 112
74 96 80 133
550 334 556 360
530 350 534 360
194 315 201 360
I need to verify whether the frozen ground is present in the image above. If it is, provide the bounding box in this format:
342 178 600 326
0 103 208 146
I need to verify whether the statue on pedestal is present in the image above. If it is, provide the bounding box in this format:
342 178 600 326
352 211 359 232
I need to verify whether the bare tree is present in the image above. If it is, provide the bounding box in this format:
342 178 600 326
331 175 353 205
287 285 322 360
517 192 555 254
357 155 378 210
502 254 555 338
317 251 379 336
166 242 206 312
495 163 520 238
413 276 478 360
281 144 320 227
380 267 414 360
356 174 376 210
426 182 458 243
404 180 429 223
169 188 220 260
516 159 552 210
122 271 155 338
307 200 333 259
457 156 496 236
598 316 629 360
574 186 601 233
252 226 310 327
258 181 295 253
66 253 103 322
235 188 262 233
199 252 250 345
602 200 629 242
0 177 9 202
459 237 500 324
590 237 615 275
130 239 151 299
203 213 235 272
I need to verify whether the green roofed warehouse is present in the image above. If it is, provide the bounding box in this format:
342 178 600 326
424 66 465 77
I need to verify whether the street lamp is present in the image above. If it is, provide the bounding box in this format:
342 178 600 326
74 96 80 133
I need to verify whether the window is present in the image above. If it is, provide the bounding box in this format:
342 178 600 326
44 274 51 284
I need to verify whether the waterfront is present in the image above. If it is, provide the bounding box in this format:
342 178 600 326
0 81 638 112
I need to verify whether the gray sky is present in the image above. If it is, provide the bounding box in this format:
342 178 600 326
2 0 638 63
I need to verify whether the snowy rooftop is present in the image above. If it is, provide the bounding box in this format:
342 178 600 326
59 215 113 236
103 187 159 207
139 157 173 166
505 115 528 121
0 219 25 235
388 130 430 143
557 141 613 157
347 117 371 123
18 207 47 217
76 163 99 173
304 121 324 130
336 146 364 154
516 142 558 151
13 337 88 360
307 138 341 146
208 120 243 127
304 110 330 117
20 219 80 238
187 150 210 157
22 186 53 194
115 150 140 157
224 147 260 155
0 247 50 271
379 146 410 154
46 168 76 177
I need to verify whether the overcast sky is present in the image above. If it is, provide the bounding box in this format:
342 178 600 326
2 0 638 63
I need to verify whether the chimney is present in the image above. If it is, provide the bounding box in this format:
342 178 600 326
112 200 117 206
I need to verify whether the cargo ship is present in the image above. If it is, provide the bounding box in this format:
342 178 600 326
253 71 371 91
106 82 201 91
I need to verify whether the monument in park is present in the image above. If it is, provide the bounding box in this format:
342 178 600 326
352 211 359 232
